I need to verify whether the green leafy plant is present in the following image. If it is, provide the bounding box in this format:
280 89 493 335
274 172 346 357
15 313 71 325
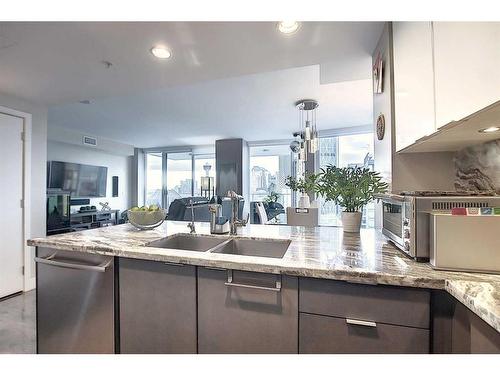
285 173 320 194
263 191 280 204
316 165 388 212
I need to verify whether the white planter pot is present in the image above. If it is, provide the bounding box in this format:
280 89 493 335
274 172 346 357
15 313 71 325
341 211 362 233
298 193 310 208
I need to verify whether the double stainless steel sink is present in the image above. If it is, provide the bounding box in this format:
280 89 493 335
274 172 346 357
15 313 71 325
146 233 290 259
147 234 227 252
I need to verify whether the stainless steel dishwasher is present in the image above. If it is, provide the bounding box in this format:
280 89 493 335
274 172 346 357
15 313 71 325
35 247 115 354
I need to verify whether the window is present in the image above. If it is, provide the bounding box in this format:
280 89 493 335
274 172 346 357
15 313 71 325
166 152 193 210
145 152 162 207
249 145 292 224
194 154 216 198
316 133 375 228
144 151 216 211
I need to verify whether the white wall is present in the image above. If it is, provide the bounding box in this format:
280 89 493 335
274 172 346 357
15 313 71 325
372 23 456 229
47 140 133 212
48 125 134 156
372 23 456 193
0 92 48 284
372 23 394 189
372 23 394 229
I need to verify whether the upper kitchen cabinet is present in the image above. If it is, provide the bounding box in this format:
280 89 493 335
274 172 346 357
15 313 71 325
392 22 500 152
433 22 500 127
393 22 436 152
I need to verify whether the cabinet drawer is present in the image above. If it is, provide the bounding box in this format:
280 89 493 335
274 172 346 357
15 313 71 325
299 313 429 354
299 278 430 329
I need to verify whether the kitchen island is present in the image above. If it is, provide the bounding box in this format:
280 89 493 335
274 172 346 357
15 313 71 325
28 221 500 354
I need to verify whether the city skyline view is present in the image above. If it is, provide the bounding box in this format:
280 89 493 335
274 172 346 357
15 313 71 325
144 132 374 228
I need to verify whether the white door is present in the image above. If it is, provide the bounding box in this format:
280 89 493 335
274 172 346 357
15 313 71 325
0 112 24 298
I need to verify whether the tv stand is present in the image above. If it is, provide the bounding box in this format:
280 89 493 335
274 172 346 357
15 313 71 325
70 209 120 231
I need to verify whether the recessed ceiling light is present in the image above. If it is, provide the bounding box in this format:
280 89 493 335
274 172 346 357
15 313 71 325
277 21 300 34
478 126 500 133
150 46 171 59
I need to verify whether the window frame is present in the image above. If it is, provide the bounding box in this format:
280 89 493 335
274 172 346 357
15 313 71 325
143 148 216 210
315 130 375 228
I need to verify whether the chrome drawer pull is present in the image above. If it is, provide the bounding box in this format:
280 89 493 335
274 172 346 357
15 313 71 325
346 318 377 327
164 262 187 267
224 270 282 292
34 252 112 272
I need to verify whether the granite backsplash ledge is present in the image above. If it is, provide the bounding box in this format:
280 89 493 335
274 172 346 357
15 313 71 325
455 139 500 194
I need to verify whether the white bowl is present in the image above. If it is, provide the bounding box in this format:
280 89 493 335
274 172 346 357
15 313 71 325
127 209 167 229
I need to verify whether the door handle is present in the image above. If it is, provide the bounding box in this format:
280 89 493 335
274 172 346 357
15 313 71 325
34 252 112 272
345 318 377 327
224 269 282 292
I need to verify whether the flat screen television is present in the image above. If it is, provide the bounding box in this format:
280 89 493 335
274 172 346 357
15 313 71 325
47 161 108 198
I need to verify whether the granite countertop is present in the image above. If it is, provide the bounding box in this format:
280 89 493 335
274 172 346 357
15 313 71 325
28 221 500 333
446 280 500 333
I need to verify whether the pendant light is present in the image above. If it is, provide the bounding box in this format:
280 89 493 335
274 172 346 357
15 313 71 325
295 99 319 157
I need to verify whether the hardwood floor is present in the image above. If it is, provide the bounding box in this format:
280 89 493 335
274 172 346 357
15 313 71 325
0 291 36 354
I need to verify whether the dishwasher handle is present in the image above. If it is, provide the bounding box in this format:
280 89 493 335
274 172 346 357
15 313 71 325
224 269 282 292
34 252 113 273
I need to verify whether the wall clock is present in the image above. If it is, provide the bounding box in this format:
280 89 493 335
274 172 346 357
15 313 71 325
376 114 385 140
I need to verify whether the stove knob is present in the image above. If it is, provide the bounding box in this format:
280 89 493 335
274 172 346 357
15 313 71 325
404 242 411 252
404 229 410 239
403 219 409 226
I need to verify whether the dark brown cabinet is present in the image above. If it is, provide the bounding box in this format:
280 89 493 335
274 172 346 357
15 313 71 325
298 278 431 354
470 312 500 353
197 267 298 353
37 248 500 354
119 259 197 353
300 313 429 354
452 300 500 354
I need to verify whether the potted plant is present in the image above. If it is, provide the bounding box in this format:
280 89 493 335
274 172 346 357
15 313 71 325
263 191 280 209
316 165 388 232
285 173 319 208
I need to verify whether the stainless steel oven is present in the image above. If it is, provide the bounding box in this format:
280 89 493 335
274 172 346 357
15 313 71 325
380 192 500 261
381 195 414 257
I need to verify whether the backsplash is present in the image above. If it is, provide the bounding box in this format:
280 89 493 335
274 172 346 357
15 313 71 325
454 140 500 194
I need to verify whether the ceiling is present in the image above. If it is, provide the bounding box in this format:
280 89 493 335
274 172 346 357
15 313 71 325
0 22 383 105
0 22 384 147
49 65 374 148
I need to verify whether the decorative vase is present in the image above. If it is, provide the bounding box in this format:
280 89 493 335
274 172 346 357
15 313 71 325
298 193 310 208
341 211 362 233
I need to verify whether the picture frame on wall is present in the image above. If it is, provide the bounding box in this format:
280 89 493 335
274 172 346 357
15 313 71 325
373 53 383 94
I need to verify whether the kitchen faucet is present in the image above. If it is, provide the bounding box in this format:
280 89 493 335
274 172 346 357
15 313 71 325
227 191 248 235
187 199 196 233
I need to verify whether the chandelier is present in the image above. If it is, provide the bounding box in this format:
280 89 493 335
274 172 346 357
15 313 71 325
290 99 319 161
